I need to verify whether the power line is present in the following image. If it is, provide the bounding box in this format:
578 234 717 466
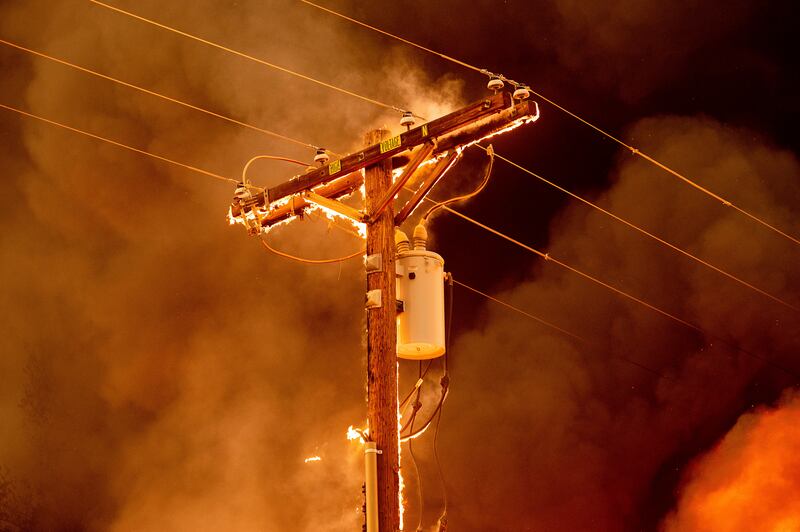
0 102 236 185
316 199 671 379
475 146 800 313
299 0 800 250
452 279 586 344
87 0 425 120
452 280 669 379
5 89 788 378
0 37 329 154
78 1 798 314
3 97 772 379
438 203 797 379
9 24 792 315
259 234 364 264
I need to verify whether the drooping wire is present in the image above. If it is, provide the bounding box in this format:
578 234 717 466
241 154 310 185
87 0 425 121
259 234 364 265
0 38 332 154
299 0 800 250
422 144 495 222
0 102 236 184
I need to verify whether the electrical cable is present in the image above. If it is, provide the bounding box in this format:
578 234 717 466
18 13 792 316
8 91 788 380
0 102 236 185
242 154 311 185
87 0 425 121
422 144 495 222
477 146 799 313
0 38 331 154
400 360 434 411
438 204 799 379
400 388 448 442
407 361 424 532
433 274 454 523
452 278 586 344
259 234 364 264
451 279 669 379
299 0 800 250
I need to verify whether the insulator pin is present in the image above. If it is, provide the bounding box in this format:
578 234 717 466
314 148 329 165
513 85 531 100
487 76 504 92
400 111 415 130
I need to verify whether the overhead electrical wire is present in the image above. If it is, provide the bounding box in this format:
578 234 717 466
452 279 586 344
0 38 330 154
0 102 236 185
7 76 789 377
437 203 798 379
241 154 310 185
77 0 798 313
10 24 793 315
472 145 800 313
327 197 669 379
259 234 364 265
299 0 800 250
87 0 425 121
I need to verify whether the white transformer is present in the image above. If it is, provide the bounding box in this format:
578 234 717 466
395 226 446 360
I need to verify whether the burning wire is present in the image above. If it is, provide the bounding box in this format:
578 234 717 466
259 235 364 265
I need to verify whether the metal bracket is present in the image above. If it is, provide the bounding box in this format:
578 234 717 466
396 299 404 313
365 253 382 273
365 289 382 309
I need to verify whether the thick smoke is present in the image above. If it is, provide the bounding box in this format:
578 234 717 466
0 0 462 530
663 391 800 531
417 117 800 531
1 0 797 531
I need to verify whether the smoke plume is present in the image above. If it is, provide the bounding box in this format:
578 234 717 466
663 391 800 531
1 0 797 531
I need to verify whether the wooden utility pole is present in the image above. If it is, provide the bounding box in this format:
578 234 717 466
364 128 400 531
228 91 540 531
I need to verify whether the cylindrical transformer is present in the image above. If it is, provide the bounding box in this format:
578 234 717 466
396 247 446 359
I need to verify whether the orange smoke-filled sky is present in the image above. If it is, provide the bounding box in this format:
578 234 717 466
1 0 799 531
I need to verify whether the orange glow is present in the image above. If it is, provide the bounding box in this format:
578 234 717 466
303 456 321 463
664 394 800 531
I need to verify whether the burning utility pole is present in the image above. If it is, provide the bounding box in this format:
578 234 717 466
229 86 539 531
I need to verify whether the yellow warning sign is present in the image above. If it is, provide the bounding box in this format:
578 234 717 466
379 135 402 153
329 159 341 175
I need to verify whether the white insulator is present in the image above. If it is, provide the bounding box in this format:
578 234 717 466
513 85 531 100
395 228 410 254
400 111 415 129
396 248 445 360
314 148 329 165
234 181 251 200
487 76 504 92
412 223 427 250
